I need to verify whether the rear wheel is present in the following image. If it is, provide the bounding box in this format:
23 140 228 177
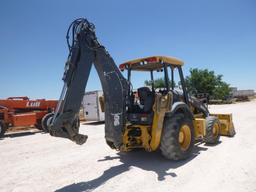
41 113 54 132
0 120 7 138
205 116 220 144
160 113 195 160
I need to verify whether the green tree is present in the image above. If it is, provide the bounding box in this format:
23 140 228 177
212 81 231 100
185 68 231 100
145 78 175 89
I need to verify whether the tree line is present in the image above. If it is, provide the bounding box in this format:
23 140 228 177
145 68 231 100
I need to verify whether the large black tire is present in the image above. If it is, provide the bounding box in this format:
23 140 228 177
160 113 195 160
41 113 54 132
0 120 7 138
205 116 220 144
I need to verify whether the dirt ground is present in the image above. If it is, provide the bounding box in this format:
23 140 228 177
1 100 256 192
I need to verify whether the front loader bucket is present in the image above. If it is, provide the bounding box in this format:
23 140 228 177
212 114 236 137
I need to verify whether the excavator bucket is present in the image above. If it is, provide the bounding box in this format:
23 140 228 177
212 114 236 137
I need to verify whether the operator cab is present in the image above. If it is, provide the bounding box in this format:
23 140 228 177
119 56 188 125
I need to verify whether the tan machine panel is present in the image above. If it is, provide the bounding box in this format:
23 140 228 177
194 118 206 139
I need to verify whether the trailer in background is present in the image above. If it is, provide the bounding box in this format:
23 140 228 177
82 90 105 122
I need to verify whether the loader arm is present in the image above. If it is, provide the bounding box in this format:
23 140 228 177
49 18 129 148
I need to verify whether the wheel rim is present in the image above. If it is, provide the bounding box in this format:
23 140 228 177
179 124 191 151
212 122 219 138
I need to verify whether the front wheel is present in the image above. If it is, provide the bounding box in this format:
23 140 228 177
205 116 220 144
160 113 195 160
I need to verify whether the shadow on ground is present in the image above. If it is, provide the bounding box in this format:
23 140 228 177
82 121 105 126
55 144 208 192
1 130 41 139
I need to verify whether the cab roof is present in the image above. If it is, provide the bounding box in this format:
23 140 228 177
119 56 184 71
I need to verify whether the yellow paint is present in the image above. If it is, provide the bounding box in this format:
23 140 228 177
211 114 235 136
150 93 172 150
193 118 206 139
179 124 192 151
119 56 184 71
213 122 219 137
121 125 151 152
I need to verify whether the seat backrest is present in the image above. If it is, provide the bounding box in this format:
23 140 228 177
138 87 154 113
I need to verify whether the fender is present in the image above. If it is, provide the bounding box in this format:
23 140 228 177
166 101 194 119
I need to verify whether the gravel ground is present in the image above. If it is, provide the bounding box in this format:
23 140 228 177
1 100 256 192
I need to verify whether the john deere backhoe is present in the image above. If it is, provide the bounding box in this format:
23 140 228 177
46 18 235 160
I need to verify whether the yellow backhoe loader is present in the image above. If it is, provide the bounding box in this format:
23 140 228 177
45 18 235 160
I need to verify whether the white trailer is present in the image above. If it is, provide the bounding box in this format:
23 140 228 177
82 90 105 121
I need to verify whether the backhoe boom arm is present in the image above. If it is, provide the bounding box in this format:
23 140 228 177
49 19 129 148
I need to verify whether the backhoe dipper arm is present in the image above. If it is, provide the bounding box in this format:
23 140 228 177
49 18 129 148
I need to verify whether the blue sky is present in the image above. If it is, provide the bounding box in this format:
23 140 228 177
0 0 255 99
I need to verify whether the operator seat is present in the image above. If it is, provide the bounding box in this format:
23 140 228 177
137 87 154 113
